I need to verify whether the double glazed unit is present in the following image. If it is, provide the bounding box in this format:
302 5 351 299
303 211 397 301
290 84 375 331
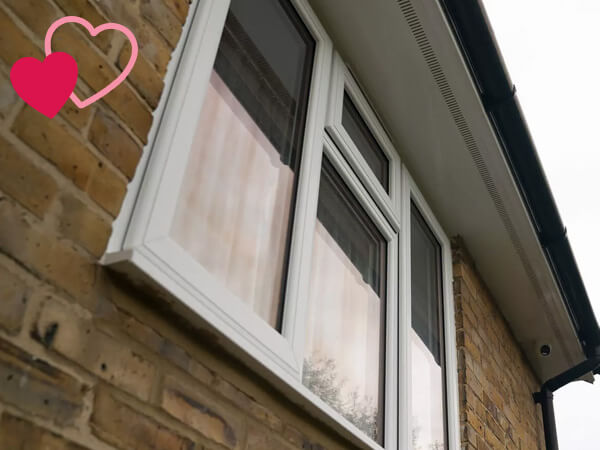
105 0 460 448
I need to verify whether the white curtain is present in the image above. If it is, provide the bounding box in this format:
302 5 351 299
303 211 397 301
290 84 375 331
305 221 382 407
171 71 295 327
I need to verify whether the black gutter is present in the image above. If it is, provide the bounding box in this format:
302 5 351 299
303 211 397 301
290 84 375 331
437 0 600 358
533 355 600 450
436 1 600 448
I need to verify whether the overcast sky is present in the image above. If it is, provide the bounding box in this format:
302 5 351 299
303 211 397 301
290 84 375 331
481 0 600 447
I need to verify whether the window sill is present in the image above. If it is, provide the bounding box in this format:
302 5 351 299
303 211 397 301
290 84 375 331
102 242 389 450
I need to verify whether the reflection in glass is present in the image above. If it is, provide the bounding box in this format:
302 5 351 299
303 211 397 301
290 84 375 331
171 0 315 328
342 93 389 192
411 203 447 450
303 158 386 443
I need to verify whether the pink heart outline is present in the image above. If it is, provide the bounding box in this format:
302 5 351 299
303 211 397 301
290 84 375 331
44 16 138 109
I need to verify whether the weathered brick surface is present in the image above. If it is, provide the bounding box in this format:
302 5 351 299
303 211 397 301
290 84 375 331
85 161 128 216
0 264 28 334
0 339 85 424
58 193 112 257
0 135 58 218
52 0 114 54
91 386 195 450
89 110 142 179
12 107 100 190
35 297 156 401
119 46 164 109
453 239 545 450
161 375 243 449
0 194 96 299
0 413 88 449
0 69 19 118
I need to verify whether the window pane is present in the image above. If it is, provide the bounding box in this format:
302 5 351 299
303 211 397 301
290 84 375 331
411 203 447 450
303 158 386 443
170 0 315 329
342 93 389 192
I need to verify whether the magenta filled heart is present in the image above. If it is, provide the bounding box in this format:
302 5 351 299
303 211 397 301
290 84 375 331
10 52 78 118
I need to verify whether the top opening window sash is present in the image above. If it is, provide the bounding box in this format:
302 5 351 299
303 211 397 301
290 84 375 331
326 53 402 224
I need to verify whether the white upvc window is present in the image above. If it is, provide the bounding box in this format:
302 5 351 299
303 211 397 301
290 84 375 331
104 0 458 449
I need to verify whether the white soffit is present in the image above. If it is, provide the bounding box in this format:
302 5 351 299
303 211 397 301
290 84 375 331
308 0 585 381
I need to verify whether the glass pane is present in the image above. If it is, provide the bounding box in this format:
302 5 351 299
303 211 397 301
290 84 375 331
170 0 315 329
303 158 386 443
410 202 447 450
342 93 389 192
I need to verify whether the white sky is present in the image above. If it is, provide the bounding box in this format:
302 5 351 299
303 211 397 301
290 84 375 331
481 0 600 448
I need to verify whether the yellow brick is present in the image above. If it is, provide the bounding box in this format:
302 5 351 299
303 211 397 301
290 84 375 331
89 110 142 179
52 0 113 53
0 70 19 119
3 0 60 38
94 0 174 75
0 414 87 450
161 375 244 449
0 7 44 66
140 0 184 47
0 194 95 299
0 264 28 335
12 107 99 190
86 162 127 216
162 0 190 23
92 387 195 450
58 193 112 257
119 46 165 109
0 339 85 425
50 25 153 142
0 134 58 218
35 297 156 401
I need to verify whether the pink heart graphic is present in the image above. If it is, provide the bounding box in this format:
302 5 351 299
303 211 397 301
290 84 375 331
10 52 78 118
44 16 138 109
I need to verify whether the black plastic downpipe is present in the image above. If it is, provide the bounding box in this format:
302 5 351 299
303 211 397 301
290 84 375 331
436 0 600 448
533 355 600 450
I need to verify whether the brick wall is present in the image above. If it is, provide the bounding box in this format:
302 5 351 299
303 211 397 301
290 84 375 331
0 0 547 449
0 0 356 448
453 239 545 450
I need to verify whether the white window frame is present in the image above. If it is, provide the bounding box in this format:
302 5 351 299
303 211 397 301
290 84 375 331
400 167 461 450
102 0 459 449
303 133 399 449
105 0 333 381
325 53 403 222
